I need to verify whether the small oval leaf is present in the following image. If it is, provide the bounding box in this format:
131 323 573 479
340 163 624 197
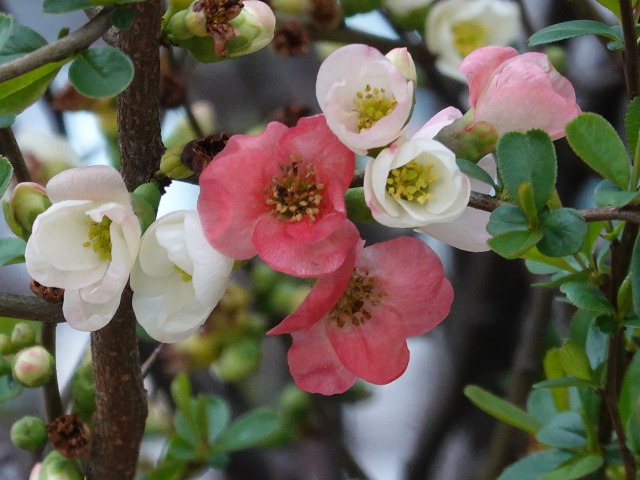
68 46 134 98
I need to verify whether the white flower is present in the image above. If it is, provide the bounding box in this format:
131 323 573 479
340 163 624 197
316 44 415 155
15 128 80 185
364 137 470 229
425 0 521 81
384 0 434 17
25 166 141 331
131 210 234 343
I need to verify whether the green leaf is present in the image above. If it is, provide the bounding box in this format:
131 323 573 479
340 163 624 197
627 408 640 456
532 270 591 288
111 6 136 30
463 385 541 434
557 340 593 381
456 158 497 189
0 155 13 199
496 130 557 210
0 115 15 128
165 435 197 462
538 208 587 257
488 230 543 260
625 97 640 155
535 411 588 448
527 389 558 425
147 459 187 480
632 232 640 318
0 237 26 266
594 179 638 207
68 47 134 98
523 248 577 273
170 373 192 416
619 349 640 428
345 187 373 223
517 182 539 225
529 20 621 46
566 113 631 190
204 396 231 445
0 23 47 63
560 281 614 314
43 0 144 14
497 449 573 480
0 59 67 115
586 320 609 369
533 377 595 390
0 375 22 402
0 13 14 52
596 0 621 18
205 453 229 469
174 411 198 447
538 454 603 480
213 408 279 453
487 204 530 235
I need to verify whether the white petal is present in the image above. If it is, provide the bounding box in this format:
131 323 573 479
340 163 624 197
46 165 131 205
63 288 121 331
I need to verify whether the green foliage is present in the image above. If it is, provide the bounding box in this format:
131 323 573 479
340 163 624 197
537 208 586 257
456 158 498 189
345 187 374 223
594 180 638 207
625 97 640 157
497 449 574 480
595 0 621 18
528 20 622 47
566 113 631 190
0 22 46 63
487 230 543 259
463 385 541 434
0 237 26 266
0 156 13 199
535 411 588 448
42 0 144 14
0 115 15 127
633 233 640 318
0 13 14 52
68 47 134 98
496 130 557 211
0 374 22 402
341 0 384 16
111 6 136 30
557 340 593 382
538 454 603 480
619 349 640 428
560 282 615 314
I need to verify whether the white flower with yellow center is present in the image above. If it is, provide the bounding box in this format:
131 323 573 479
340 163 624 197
131 210 234 343
316 44 415 155
425 0 521 81
25 166 141 331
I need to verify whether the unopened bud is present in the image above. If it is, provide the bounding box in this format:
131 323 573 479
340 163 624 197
11 322 37 349
159 143 195 180
214 338 261 382
183 3 209 37
166 9 197 40
434 110 499 163
227 1 276 57
11 416 47 451
12 345 55 388
71 363 96 421
39 451 83 480
0 333 14 354
385 47 417 84
29 463 41 480
4 182 51 240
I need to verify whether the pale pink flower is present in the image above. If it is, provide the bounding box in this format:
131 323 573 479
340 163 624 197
268 237 453 395
131 211 234 343
197 115 359 277
25 166 141 331
316 44 415 155
460 46 581 140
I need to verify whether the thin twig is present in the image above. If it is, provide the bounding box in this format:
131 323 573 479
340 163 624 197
619 0 639 99
0 127 32 183
41 323 63 422
0 8 113 83
141 343 165 379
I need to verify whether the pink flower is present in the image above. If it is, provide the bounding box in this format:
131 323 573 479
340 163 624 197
197 115 359 277
267 237 453 395
316 44 415 155
460 46 581 140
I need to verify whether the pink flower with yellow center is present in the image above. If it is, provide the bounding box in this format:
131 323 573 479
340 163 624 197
268 236 453 395
197 114 359 277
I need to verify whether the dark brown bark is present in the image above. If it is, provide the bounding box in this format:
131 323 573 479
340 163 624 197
87 1 163 478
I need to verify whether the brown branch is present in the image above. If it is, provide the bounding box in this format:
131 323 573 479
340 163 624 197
0 127 32 183
41 323 63 422
620 0 639 99
0 292 65 323
0 8 113 83
87 0 164 478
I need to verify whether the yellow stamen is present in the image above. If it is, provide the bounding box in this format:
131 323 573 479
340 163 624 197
353 84 398 131
452 20 492 57
386 159 438 205
83 217 113 261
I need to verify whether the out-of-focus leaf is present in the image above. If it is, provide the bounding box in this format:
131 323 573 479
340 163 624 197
529 20 621 46
213 408 279 453
497 449 574 480
0 237 26 266
464 385 541 434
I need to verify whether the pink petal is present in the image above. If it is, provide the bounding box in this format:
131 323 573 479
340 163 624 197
325 306 410 385
358 237 453 337
46 165 131 205
267 240 361 335
253 217 360 277
459 46 518 107
288 322 358 395
412 106 463 140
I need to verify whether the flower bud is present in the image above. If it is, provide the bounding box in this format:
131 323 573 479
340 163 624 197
0 356 12 376
0 333 15 355
166 9 198 40
10 416 47 451
11 322 37 349
183 2 209 37
71 362 96 421
214 338 261 382
159 143 195 180
385 47 417 84
4 182 51 240
29 463 41 480
227 1 276 57
39 451 83 480
12 346 55 388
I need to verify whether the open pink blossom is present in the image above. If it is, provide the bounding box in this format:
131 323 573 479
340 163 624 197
268 237 453 395
198 114 359 277
316 44 415 155
25 166 141 331
460 46 581 140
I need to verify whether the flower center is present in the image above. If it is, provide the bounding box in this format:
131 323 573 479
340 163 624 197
174 265 193 283
83 217 112 261
354 84 398 131
386 159 438 204
265 158 324 222
451 20 491 57
328 267 385 328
